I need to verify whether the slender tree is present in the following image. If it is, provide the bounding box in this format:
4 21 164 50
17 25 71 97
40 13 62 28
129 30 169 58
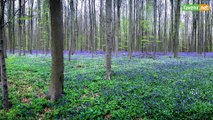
116 0 122 56
18 0 22 56
89 0 94 56
68 0 74 61
29 0 34 54
169 0 174 52
128 0 133 59
164 0 167 54
173 0 181 57
12 0 15 54
105 0 112 80
22 0 26 55
153 0 157 57
0 0 9 109
7 0 12 53
99 0 104 51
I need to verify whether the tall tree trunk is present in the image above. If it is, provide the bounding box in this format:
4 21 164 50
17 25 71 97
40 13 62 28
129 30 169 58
89 0 94 56
185 0 189 52
29 0 34 54
0 1 9 109
84 0 88 51
105 0 112 80
49 0 64 101
117 0 121 55
18 0 22 56
169 0 173 52
74 0 78 53
92 0 97 52
128 0 133 59
8 0 12 53
36 0 41 55
68 0 74 61
22 1 26 55
158 1 162 52
173 0 181 57
204 0 210 57
153 0 157 57
80 1 83 51
99 0 103 51
164 0 167 54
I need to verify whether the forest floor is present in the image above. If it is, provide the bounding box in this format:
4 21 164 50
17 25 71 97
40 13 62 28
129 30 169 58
0 52 213 119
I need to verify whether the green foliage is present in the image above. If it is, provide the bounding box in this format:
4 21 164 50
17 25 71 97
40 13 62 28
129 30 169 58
18 16 32 21
140 20 152 32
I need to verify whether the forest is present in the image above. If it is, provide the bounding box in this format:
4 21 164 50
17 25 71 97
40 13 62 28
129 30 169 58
0 0 213 119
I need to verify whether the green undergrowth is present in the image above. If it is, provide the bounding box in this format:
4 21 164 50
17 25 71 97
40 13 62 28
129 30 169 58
0 54 213 120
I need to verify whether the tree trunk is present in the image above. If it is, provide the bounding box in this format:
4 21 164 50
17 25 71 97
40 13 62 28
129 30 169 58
29 0 34 54
8 0 12 53
173 0 181 58
89 0 94 57
158 1 161 52
105 0 112 80
117 0 121 55
22 1 26 55
169 0 173 52
74 0 78 53
128 0 133 59
68 0 74 61
0 1 9 109
164 0 167 54
153 0 157 57
12 0 15 54
18 0 22 56
99 0 103 51
49 0 64 101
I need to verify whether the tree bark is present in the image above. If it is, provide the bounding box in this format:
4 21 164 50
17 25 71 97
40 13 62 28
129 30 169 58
29 0 34 54
0 1 9 109
99 0 103 51
105 0 112 80
68 0 74 61
173 0 181 57
164 0 167 54
128 0 133 59
153 0 157 57
49 0 64 101
8 0 12 53
18 0 22 56
169 0 173 52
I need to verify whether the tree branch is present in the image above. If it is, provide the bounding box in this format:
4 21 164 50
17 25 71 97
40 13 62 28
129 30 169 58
1 0 27 28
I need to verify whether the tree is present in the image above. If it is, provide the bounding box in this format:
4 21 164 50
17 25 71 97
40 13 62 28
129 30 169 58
48 0 64 101
12 0 15 54
68 0 74 61
128 0 133 59
99 0 104 51
22 0 26 55
89 0 94 56
169 0 174 52
105 0 112 80
0 0 9 109
36 0 41 55
116 0 122 56
7 0 12 53
164 0 167 54
153 0 157 57
18 0 22 56
29 0 34 54
173 0 181 57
